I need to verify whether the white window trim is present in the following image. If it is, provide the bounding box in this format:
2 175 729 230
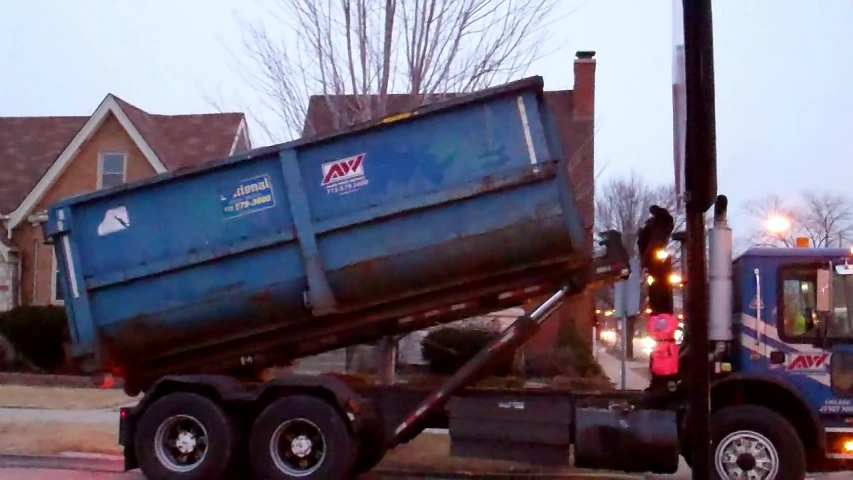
6 94 167 236
97 152 128 189
51 250 64 306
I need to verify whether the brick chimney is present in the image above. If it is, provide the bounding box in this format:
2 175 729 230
573 51 596 121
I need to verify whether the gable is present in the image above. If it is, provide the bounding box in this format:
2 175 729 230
229 117 251 155
5 95 167 233
34 113 159 212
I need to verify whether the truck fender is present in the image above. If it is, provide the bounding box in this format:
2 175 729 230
680 374 824 452
257 374 376 434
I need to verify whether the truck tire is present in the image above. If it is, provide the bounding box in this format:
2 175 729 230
134 392 236 480
710 405 806 480
248 394 357 479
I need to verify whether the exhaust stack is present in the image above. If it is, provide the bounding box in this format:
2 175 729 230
708 195 733 342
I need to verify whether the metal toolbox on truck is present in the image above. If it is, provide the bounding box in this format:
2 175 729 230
448 390 574 466
574 406 681 474
43 76 590 385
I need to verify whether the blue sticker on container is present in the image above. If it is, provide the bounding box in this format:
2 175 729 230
222 175 276 218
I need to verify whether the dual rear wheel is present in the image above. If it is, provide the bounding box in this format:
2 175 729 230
134 392 378 479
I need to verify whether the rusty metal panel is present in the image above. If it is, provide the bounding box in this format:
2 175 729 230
43 76 592 388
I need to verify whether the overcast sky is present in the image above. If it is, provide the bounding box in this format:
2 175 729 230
2 0 851 245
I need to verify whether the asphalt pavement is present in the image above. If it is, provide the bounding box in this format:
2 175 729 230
0 469 135 480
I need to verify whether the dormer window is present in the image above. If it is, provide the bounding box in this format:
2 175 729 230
99 152 127 188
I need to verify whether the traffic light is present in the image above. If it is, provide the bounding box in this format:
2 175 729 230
637 205 676 315
646 255 675 314
637 205 675 268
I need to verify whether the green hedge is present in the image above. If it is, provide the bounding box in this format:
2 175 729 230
0 306 69 372
420 326 513 376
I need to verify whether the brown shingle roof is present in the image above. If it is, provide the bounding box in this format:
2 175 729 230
302 90 582 156
0 96 246 214
302 93 460 137
112 97 246 170
0 116 87 214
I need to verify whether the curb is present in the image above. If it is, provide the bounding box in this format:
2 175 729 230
0 454 646 479
0 454 123 473
368 469 642 479
2 454 655 479
58 452 123 461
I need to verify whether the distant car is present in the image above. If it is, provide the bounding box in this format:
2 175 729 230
599 328 618 348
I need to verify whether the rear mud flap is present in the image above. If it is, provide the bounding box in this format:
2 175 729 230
573 407 680 474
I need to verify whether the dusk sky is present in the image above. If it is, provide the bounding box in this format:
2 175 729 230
2 0 851 247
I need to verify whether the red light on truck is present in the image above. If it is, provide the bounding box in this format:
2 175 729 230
92 372 115 389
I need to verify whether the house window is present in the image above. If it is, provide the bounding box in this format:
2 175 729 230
99 152 127 188
51 251 64 305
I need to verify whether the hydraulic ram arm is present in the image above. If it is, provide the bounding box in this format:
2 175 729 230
390 230 630 446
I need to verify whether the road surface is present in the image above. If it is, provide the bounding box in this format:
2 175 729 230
0 469 136 480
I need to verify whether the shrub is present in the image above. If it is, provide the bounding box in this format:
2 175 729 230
523 348 579 378
0 306 69 372
556 319 603 377
421 326 513 376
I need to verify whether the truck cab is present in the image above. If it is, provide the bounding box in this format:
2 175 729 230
726 247 853 467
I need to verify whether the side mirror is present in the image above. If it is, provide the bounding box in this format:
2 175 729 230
817 269 831 313
835 264 853 276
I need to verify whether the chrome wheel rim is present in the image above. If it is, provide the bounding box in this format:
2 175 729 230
269 418 327 476
153 414 209 473
714 430 779 480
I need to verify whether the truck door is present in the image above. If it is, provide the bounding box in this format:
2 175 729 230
826 263 853 420
770 262 835 411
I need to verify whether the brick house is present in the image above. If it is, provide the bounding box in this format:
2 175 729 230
302 51 598 352
0 94 251 311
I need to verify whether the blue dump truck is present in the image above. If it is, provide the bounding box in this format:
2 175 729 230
44 76 674 480
42 73 853 479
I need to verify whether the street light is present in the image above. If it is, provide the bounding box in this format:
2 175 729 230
668 273 683 285
765 214 791 234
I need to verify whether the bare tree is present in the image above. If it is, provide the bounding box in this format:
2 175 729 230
228 0 579 142
595 171 680 258
744 192 853 248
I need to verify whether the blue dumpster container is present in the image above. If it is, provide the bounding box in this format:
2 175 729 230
44 76 589 383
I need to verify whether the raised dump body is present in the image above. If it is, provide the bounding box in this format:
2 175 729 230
44 76 594 391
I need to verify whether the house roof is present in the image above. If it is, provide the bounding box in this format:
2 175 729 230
302 90 583 161
0 95 246 216
0 116 87 215
302 93 460 137
112 97 246 170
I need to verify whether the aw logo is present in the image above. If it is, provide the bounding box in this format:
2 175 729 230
321 153 368 195
786 353 830 372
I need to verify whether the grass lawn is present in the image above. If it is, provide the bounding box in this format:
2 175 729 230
0 385 135 410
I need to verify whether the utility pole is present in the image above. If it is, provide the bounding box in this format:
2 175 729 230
678 0 718 476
